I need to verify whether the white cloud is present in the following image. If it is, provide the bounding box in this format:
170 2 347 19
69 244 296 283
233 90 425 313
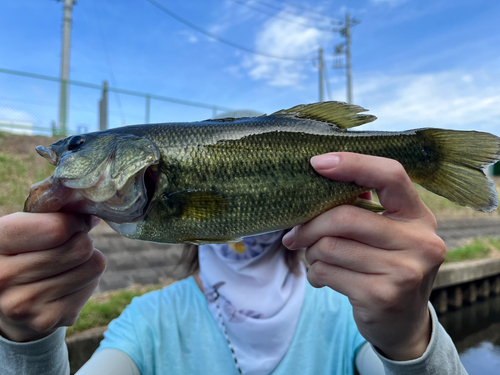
242 10 333 87
207 0 260 37
178 30 198 44
0 107 35 122
349 69 500 136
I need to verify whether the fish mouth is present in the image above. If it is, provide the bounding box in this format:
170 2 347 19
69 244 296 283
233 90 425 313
143 166 158 216
77 163 159 223
36 145 59 166
25 160 159 224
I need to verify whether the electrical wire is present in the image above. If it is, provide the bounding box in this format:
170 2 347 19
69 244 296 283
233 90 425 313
91 0 127 125
227 0 333 32
144 0 314 61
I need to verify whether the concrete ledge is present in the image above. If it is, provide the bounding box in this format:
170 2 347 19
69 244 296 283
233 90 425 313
433 258 500 289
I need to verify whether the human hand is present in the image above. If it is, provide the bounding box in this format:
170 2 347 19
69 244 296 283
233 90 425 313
283 153 446 361
0 212 106 342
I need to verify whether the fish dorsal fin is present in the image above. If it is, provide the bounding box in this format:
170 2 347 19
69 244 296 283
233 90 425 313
272 101 377 129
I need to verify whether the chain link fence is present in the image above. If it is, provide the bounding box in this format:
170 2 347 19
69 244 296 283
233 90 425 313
0 68 232 137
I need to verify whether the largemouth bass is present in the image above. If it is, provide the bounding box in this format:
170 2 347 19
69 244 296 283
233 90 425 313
24 102 500 244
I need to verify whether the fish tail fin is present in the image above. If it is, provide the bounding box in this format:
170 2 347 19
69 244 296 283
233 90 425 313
415 129 500 212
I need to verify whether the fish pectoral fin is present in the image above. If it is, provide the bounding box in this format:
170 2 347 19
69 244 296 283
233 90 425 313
163 190 228 220
271 101 376 129
351 198 386 213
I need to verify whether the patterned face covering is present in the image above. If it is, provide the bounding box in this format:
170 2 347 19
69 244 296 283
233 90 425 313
198 231 306 375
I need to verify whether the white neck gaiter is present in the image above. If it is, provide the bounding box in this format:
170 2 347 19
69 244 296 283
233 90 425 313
199 232 306 375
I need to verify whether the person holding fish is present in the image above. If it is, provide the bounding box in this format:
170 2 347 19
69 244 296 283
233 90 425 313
1 101 496 374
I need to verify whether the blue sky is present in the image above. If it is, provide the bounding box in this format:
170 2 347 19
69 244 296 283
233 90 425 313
0 0 499 136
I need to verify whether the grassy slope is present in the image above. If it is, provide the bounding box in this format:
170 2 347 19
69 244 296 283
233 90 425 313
0 132 58 216
444 237 500 263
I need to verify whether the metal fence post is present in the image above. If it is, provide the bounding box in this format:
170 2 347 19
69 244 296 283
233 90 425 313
145 95 151 124
99 81 108 130
58 79 68 136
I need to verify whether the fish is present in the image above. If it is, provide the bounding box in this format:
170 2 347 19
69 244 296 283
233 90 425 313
24 101 500 245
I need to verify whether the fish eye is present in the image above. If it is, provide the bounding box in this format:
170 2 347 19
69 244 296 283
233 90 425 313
67 135 85 151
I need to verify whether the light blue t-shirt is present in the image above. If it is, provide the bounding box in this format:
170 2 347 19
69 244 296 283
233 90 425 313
97 276 366 375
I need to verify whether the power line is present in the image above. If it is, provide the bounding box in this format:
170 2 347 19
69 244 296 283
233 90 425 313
227 0 334 32
144 0 314 61
91 0 127 126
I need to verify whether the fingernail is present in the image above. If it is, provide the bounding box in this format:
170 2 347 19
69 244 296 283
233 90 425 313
282 227 296 248
91 216 101 229
311 154 340 170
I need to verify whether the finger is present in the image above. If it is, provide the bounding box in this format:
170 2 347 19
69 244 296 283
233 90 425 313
307 261 402 313
307 260 371 301
5 279 101 335
310 153 426 218
42 279 100 330
305 236 396 274
2 232 95 285
284 205 410 250
32 249 106 302
0 212 97 254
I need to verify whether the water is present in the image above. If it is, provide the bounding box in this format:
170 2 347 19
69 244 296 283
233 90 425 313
438 294 500 374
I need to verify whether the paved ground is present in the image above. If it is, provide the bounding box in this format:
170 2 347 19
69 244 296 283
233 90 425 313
90 217 500 293
436 217 500 250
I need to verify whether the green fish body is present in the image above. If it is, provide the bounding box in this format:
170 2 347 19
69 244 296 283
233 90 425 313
24 102 500 244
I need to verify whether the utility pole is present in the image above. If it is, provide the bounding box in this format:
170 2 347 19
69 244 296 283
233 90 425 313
318 47 324 102
58 0 75 136
333 13 360 104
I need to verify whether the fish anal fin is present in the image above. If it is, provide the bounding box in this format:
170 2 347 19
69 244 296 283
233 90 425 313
272 101 376 129
163 190 228 220
351 198 386 213
182 238 242 245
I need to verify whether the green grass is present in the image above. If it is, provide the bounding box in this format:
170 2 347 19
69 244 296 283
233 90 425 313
0 152 55 215
444 237 500 263
66 283 173 337
0 132 60 216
